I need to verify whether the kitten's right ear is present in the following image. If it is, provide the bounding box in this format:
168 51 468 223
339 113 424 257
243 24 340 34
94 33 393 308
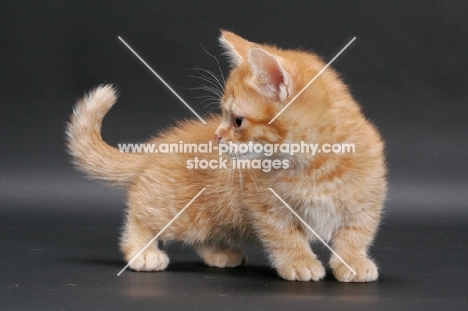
219 30 252 67
248 48 292 101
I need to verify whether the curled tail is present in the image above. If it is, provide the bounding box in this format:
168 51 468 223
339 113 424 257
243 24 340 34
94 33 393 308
66 85 143 186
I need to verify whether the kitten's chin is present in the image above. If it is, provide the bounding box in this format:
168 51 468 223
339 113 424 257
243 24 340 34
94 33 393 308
228 152 286 161
229 152 262 160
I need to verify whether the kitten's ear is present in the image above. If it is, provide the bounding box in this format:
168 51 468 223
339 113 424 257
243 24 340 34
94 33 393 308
219 30 252 67
248 48 291 101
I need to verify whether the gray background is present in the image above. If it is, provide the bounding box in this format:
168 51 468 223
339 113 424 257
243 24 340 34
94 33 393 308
1 1 467 310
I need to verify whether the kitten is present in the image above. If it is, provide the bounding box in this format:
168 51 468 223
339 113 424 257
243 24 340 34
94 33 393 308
66 30 386 282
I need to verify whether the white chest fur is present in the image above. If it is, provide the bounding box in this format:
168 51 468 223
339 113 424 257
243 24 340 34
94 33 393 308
278 182 345 243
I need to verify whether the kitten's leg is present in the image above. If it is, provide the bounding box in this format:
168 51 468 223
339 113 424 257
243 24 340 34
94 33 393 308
194 242 247 268
251 207 325 281
329 219 380 282
120 214 169 272
269 232 325 282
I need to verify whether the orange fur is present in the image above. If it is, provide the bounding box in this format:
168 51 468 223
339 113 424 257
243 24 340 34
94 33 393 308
66 31 386 282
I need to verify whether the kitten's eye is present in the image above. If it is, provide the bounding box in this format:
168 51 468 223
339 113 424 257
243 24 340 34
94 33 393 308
234 116 244 127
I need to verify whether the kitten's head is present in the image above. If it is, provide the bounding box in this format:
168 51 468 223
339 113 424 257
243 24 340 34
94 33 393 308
215 30 327 158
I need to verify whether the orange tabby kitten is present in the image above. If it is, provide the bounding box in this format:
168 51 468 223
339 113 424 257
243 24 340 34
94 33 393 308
66 31 386 282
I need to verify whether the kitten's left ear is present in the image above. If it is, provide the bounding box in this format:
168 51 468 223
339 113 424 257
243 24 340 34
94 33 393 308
248 48 292 101
219 30 252 67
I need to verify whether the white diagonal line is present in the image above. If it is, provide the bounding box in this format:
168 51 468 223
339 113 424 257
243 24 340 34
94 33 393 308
268 37 356 124
118 36 207 124
268 188 357 276
117 188 206 276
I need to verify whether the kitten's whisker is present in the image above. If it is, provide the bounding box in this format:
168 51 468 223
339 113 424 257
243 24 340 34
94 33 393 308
185 66 225 110
226 155 234 189
204 101 220 107
187 74 223 92
206 106 221 113
188 82 223 96
192 95 220 108
189 67 224 93
239 153 260 193
199 43 226 85
195 98 220 109
218 153 229 178
192 66 225 91
230 156 236 190
235 152 245 207
224 156 231 193
194 94 220 101
200 69 225 91
202 103 219 111
216 158 226 188
204 103 220 110
190 85 223 99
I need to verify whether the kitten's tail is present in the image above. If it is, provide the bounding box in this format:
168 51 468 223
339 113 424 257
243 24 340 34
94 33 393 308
66 85 143 186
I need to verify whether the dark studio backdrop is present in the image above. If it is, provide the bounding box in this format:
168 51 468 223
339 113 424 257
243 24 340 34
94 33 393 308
1 1 467 310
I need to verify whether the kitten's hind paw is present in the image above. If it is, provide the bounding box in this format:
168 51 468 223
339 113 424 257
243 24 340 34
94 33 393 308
331 257 378 282
129 251 170 272
202 250 247 268
195 244 247 268
277 258 325 281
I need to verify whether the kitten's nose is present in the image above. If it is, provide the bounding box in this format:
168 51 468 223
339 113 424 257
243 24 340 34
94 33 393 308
214 133 222 142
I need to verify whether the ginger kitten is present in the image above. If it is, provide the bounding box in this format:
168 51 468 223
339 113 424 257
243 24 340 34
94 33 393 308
66 30 386 282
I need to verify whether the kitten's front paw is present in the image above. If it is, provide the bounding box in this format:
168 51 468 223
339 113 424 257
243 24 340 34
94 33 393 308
331 257 378 282
129 251 170 272
277 258 325 281
202 250 247 268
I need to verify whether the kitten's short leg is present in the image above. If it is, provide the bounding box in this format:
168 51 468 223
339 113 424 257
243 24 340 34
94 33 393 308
270 234 325 282
120 214 169 272
251 208 325 281
194 243 247 268
329 220 379 282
